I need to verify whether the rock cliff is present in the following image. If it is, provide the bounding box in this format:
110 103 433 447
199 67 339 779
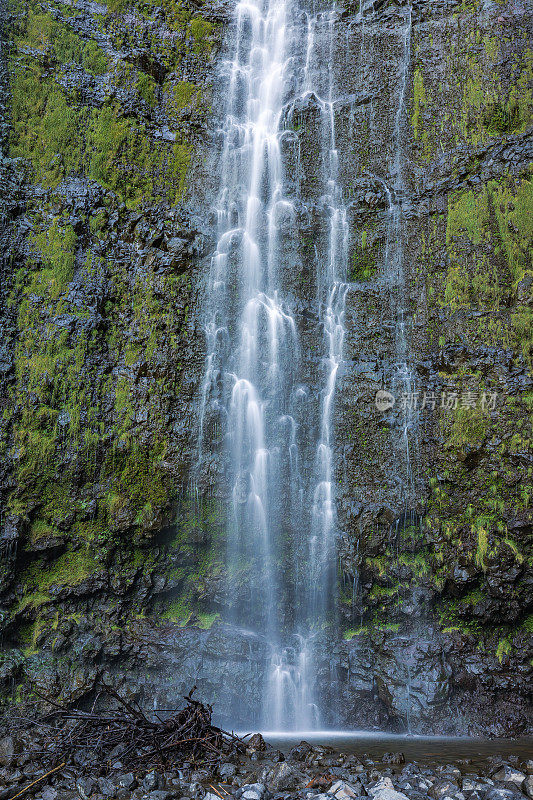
0 0 531 735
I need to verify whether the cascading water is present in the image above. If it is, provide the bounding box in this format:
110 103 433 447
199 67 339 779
198 0 350 730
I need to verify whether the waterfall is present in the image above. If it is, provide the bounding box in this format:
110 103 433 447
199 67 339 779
198 0 349 730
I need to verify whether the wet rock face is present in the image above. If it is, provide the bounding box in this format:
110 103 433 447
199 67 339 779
0 0 532 735
328 0 532 734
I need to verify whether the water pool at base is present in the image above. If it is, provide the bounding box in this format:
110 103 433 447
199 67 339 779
252 731 533 768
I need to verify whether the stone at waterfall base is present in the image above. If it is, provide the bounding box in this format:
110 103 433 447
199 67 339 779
368 777 410 800
328 780 362 800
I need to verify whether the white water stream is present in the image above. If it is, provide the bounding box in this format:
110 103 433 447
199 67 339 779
199 0 349 729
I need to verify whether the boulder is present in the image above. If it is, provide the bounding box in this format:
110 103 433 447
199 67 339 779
367 778 409 800
76 777 96 800
328 781 360 800
492 768 526 788
382 753 405 766
266 763 299 791
219 763 237 779
430 781 460 800
0 738 14 768
248 734 267 751
236 783 267 800
97 778 116 798
484 788 518 800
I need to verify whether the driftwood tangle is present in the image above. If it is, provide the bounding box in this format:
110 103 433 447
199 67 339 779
35 681 247 771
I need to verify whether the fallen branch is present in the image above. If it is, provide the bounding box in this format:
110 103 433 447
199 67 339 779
10 763 66 800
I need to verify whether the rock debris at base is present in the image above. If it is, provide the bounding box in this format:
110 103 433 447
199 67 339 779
0 732 532 800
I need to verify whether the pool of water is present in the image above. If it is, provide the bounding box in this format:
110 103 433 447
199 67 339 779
257 731 533 769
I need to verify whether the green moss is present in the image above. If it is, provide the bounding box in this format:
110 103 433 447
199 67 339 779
105 440 167 516
87 103 191 206
169 138 191 202
170 81 198 113
22 549 100 592
189 17 213 55
8 256 97 521
343 626 368 640
28 519 64 545
398 551 430 577
474 527 489 571
483 101 520 134
412 66 426 141
463 588 484 605
506 48 533 134
511 310 533 363
89 211 107 235
496 636 511 662
446 405 489 449
368 584 400 600
350 233 378 281
19 620 45 656
370 621 400 633
87 104 135 193
14 591 51 616
10 67 84 187
196 612 220 629
31 219 77 299
446 189 489 247
364 556 387 577
19 9 82 63
161 597 192 626
490 177 533 283
82 40 108 75
503 537 524 564
106 0 127 12
174 497 225 546
136 72 157 107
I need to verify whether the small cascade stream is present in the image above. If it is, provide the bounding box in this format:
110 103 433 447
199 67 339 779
385 5 418 514
382 4 423 733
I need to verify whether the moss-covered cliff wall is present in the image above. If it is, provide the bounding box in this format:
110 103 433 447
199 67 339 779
0 0 222 705
0 0 531 734
333 0 532 734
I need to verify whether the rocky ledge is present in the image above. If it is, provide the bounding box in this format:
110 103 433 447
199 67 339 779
0 730 532 800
